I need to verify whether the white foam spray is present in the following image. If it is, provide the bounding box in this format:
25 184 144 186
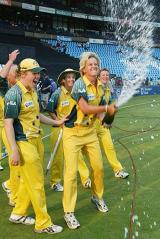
105 0 155 107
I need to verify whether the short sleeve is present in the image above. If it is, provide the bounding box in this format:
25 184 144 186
46 88 60 113
71 79 88 102
4 86 21 119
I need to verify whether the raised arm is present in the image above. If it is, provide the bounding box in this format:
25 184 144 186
0 49 19 78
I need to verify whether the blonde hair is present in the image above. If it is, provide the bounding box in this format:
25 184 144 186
7 64 18 85
79 51 101 77
9 64 18 73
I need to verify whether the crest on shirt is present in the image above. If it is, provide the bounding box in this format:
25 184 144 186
61 100 69 107
24 101 34 107
88 93 95 101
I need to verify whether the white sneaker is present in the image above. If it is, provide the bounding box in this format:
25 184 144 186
51 182 63 192
35 224 63 234
2 181 11 197
84 178 91 189
0 163 4 171
2 152 7 159
9 214 35 225
64 213 80 229
91 196 109 213
115 170 129 179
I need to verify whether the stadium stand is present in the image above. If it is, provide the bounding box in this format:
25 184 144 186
44 39 160 84
0 34 79 79
0 0 159 83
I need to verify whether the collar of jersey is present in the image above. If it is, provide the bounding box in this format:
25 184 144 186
17 81 34 94
61 85 70 95
83 75 102 88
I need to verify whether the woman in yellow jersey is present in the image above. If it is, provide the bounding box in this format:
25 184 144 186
46 68 91 192
4 58 66 235
0 97 5 171
1 64 21 207
0 50 19 171
62 52 117 229
97 68 129 178
0 52 19 206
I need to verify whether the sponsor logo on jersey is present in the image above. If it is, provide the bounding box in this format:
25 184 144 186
24 101 34 107
61 100 69 107
78 88 86 93
88 93 95 101
7 101 16 106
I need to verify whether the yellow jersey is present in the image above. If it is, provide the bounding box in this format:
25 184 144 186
4 81 41 140
70 76 106 127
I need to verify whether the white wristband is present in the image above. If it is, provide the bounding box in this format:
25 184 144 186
105 105 108 113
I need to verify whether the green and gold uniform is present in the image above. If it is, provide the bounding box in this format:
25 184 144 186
0 96 4 162
4 81 53 231
47 86 89 188
95 84 123 173
62 76 105 212
0 76 8 161
0 76 20 204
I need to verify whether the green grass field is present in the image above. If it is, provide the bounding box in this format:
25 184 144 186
1 95 160 239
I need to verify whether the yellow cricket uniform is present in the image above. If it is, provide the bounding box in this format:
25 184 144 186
104 85 111 104
0 76 10 192
0 97 4 127
47 86 89 188
0 95 20 204
2 128 20 203
0 75 8 161
0 76 20 204
95 119 123 173
95 86 123 173
0 96 4 161
62 76 105 212
4 81 52 230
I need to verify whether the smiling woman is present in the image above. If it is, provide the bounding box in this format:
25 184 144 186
62 52 118 229
3 58 64 235
16 58 44 90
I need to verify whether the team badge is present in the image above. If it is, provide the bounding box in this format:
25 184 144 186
61 100 69 107
88 93 95 101
24 101 34 107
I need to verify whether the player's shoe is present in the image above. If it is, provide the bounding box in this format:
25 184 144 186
91 196 109 213
35 224 63 234
0 162 4 171
115 170 129 179
64 212 80 229
9 214 35 225
51 182 63 192
2 181 11 196
2 152 7 159
84 178 91 189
